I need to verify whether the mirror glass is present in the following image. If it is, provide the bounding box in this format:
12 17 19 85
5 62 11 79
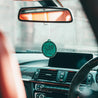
18 7 73 23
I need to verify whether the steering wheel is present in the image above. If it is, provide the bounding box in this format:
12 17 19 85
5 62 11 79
68 57 98 98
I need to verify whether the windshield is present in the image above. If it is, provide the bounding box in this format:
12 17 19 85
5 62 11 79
0 0 98 54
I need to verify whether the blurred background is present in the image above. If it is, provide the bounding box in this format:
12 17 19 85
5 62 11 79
0 0 98 53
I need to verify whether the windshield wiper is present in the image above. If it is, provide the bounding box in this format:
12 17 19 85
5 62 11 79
16 50 42 53
19 59 49 65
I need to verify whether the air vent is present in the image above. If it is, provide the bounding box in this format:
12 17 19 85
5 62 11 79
38 69 58 81
66 71 76 83
66 71 87 84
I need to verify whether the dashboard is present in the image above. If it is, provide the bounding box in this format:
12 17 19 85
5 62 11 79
20 52 98 98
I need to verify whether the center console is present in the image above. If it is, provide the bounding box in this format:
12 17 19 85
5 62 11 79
23 67 95 98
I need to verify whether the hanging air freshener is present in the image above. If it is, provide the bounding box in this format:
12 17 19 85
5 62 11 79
42 39 57 58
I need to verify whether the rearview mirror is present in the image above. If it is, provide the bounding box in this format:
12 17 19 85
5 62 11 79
18 7 73 23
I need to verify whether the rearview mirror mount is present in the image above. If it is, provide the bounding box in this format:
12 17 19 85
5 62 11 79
18 7 73 23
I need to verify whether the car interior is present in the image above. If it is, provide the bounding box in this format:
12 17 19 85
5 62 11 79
0 0 98 98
